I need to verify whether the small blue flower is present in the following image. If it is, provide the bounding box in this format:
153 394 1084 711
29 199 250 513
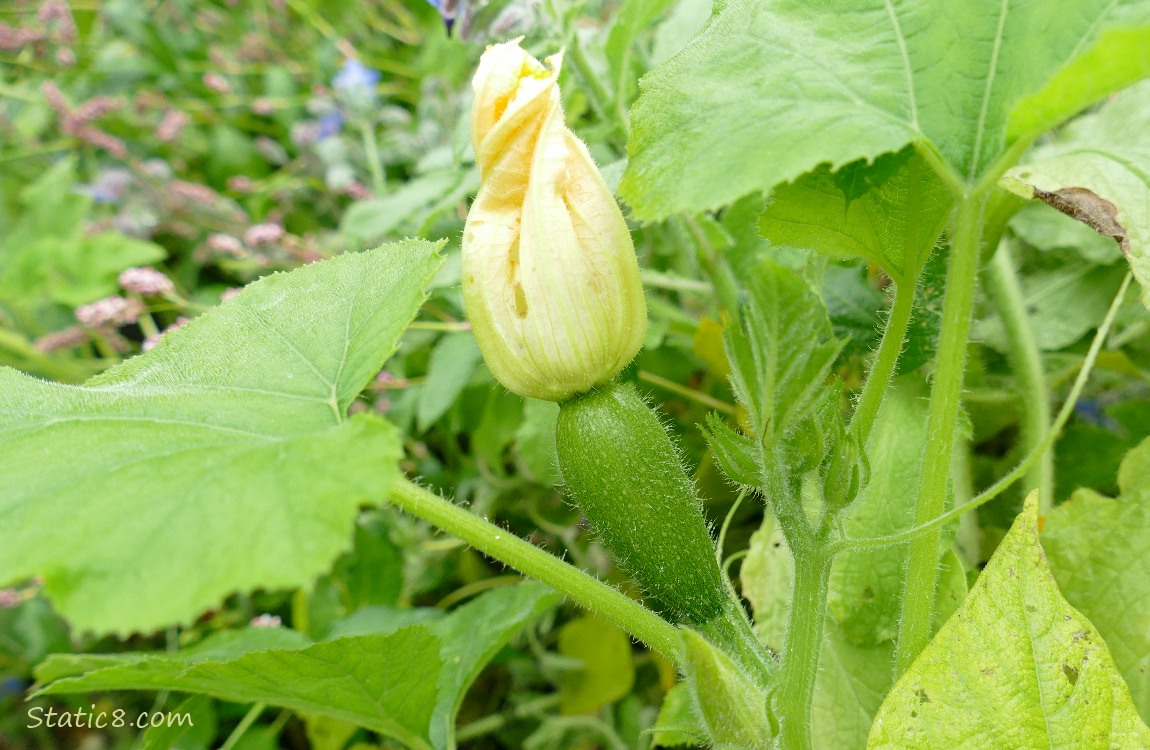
332 58 382 118
1074 399 1122 432
318 110 344 140
1 677 27 698
332 58 381 97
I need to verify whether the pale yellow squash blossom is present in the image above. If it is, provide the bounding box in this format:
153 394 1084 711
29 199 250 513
462 39 647 403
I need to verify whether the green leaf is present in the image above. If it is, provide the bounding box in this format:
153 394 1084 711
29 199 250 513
40 628 441 750
868 496 1150 749
606 0 675 105
1002 79 1150 309
703 412 761 489
0 241 443 635
339 173 459 245
35 584 559 750
514 398 561 485
822 264 885 362
1044 438 1150 724
723 257 844 443
621 0 1150 220
417 332 482 431
810 623 896 750
759 149 950 285
0 159 167 316
48 232 168 308
974 259 1128 352
139 695 213 750
681 629 773 749
557 616 636 715
829 380 961 645
651 683 707 747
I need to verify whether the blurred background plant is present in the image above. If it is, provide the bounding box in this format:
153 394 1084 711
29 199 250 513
3 1 1150 749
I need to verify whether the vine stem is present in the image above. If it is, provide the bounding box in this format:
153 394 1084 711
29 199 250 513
983 240 1053 511
834 272 1133 554
219 703 265 750
894 193 985 675
775 548 833 750
358 121 387 197
850 277 917 443
388 478 682 665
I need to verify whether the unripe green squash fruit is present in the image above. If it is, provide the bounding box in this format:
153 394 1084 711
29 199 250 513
556 382 727 625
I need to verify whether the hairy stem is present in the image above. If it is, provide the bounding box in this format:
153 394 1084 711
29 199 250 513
894 194 985 675
832 273 1131 554
775 549 833 750
983 241 1053 511
388 478 682 664
851 277 917 443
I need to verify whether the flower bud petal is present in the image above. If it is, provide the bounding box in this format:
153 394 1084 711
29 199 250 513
463 39 647 403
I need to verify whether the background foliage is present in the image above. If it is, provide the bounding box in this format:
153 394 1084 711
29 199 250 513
2 0 1149 748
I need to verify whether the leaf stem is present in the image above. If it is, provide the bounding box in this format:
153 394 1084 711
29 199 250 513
836 270 1133 555
850 276 916 443
564 33 628 144
388 478 683 665
219 702 265 750
894 193 985 675
775 548 832 750
983 240 1053 511
358 121 387 197
638 369 736 415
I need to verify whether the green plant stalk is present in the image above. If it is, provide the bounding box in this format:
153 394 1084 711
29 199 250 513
218 703 266 750
983 241 1053 511
565 35 628 144
833 272 1132 554
388 478 683 665
775 548 833 750
850 277 917 443
894 194 985 675
358 121 387 197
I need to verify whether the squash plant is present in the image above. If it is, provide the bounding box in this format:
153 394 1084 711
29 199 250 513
4 1 1150 749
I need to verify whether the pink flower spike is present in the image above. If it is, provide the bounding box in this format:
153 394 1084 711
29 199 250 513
119 267 175 296
75 296 144 328
243 222 285 246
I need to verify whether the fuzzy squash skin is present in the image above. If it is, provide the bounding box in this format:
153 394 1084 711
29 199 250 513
556 381 726 625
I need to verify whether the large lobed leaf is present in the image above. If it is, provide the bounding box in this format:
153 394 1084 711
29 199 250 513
759 148 950 286
34 584 560 750
0 241 442 635
1044 438 1150 724
868 495 1150 749
621 0 1150 220
1002 79 1150 309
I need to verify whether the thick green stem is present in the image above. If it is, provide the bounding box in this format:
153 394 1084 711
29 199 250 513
851 277 917 443
832 273 1132 554
983 241 1053 511
388 478 682 664
894 194 985 674
775 549 833 750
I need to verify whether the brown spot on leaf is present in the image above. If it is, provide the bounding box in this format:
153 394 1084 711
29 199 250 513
1033 187 1129 257
1063 664 1080 686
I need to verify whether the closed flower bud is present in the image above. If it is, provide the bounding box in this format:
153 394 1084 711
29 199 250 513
463 40 647 403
